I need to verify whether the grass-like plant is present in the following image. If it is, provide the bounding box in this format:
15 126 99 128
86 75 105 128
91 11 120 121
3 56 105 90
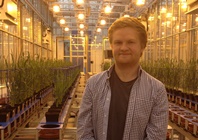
4 52 74 106
141 58 198 95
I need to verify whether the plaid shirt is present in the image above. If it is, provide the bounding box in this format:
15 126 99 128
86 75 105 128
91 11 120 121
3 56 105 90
77 66 168 140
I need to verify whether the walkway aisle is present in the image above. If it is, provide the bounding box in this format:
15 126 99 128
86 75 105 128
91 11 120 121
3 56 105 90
62 72 86 140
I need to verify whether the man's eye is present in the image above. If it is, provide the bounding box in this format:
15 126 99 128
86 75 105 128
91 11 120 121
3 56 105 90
114 42 121 45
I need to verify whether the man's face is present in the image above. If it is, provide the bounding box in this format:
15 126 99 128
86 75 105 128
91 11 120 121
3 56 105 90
110 27 144 66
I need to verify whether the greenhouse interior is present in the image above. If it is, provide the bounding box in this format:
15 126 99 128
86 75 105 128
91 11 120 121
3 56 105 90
0 0 197 140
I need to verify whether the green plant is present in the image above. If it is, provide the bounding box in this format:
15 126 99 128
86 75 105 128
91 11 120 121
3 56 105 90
5 53 33 106
183 59 197 94
3 51 77 107
53 66 80 107
53 68 68 107
141 58 198 95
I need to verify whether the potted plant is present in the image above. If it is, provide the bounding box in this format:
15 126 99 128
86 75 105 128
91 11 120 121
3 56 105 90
45 66 80 122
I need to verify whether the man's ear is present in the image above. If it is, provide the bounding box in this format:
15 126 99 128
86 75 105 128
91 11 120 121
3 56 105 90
110 44 113 49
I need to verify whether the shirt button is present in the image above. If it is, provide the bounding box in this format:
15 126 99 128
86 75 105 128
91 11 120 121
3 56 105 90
103 132 105 135
107 98 109 101
104 115 107 117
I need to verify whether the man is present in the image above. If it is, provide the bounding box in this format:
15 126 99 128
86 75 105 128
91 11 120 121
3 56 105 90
77 17 168 140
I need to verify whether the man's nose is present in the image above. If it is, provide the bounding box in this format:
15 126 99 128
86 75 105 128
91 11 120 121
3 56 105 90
120 43 129 50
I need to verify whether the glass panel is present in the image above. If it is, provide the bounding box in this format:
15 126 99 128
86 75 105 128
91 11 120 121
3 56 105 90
64 57 70 62
4 33 9 62
22 7 33 41
64 41 70 56
192 29 198 60
165 37 172 58
160 39 166 58
34 15 41 45
13 37 19 59
144 42 155 61
166 0 172 36
34 45 41 58
156 41 161 59
41 48 47 59
156 2 161 39
33 0 41 12
48 51 52 59
172 35 179 59
148 9 155 41
172 0 179 34
29 43 33 57
23 41 29 56
70 37 85 66
179 33 187 60
38 46 41 57
9 35 14 57
160 0 166 38
180 1 187 32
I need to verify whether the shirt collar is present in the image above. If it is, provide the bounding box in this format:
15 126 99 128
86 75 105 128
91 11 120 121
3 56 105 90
106 64 142 79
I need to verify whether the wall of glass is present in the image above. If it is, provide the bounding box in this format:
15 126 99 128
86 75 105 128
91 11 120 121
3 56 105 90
0 0 54 100
0 0 53 66
144 0 197 62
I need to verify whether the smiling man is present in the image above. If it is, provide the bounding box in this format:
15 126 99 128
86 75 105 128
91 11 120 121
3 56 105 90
77 17 168 140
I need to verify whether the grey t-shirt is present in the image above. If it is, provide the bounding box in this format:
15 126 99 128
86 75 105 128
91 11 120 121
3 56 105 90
107 69 137 140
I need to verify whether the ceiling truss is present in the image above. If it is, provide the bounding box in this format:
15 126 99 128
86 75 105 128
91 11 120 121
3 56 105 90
44 0 155 42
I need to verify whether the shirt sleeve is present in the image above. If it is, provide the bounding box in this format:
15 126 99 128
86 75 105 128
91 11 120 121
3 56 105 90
144 85 169 140
77 80 95 140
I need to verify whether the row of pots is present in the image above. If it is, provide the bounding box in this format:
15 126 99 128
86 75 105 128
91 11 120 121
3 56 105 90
169 103 198 137
0 84 53 122
167 88 198 113
0 85 53 139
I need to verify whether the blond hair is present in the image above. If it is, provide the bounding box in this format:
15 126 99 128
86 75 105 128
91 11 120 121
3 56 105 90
108 17 147 48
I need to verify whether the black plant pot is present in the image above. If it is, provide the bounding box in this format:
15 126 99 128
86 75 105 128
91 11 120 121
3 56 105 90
0 111 10 122
48 107 62 113
51 101 65 110
41 124 60 128
45 111 60 122
1 104 16 117
5 108 15 118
